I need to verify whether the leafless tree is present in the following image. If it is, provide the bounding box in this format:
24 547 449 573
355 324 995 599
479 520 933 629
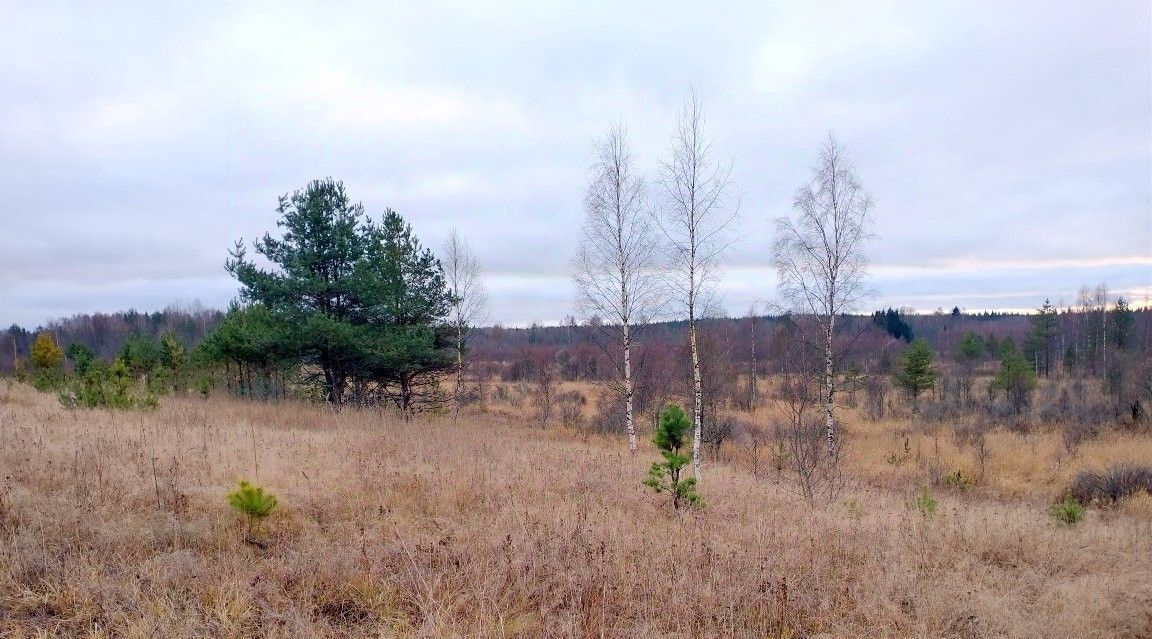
656 90 738 483
772 135 875 457
573 123 662 455
745 304 760 411
770 336 848 503
443 229 489 424
1094 283 1109 375
533 360 557 428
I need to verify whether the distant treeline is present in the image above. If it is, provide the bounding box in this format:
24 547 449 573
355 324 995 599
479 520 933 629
468 305 1148 381
3 306 223 374
6 304 1148 382
7 301 1148 393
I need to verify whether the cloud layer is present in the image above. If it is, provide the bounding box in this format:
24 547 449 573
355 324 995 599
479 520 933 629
2 1 1149 327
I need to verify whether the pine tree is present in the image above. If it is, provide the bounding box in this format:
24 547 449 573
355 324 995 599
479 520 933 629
64 342 96 376
354 210 455 414
894 338 937 408
991 341 1037 414
956 332 983 363
643 404 701 510
1026 299 1059 377
223 179 454 412
227 481 278 538
226 179 365 404
1111 297 1134 351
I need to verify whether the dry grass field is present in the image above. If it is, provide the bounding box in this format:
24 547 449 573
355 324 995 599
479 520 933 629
1 380 1150 638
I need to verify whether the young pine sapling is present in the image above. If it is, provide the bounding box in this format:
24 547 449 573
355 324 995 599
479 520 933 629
644 404 701 510
228 480 278 539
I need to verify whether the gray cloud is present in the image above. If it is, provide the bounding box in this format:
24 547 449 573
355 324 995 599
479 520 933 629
1 1 1149 328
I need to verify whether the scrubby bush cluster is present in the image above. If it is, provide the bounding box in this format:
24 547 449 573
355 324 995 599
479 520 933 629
1070 465 1152 506
58 358 158 410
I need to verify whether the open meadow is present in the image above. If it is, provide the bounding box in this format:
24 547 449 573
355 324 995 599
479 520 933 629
1 381 1149 638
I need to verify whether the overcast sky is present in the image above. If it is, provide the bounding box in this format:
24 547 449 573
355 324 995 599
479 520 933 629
2 1 1149 328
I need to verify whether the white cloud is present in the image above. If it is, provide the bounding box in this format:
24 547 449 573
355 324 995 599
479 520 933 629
0 0 1148 327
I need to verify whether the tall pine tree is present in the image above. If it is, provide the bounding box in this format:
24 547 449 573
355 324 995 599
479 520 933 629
223 179 453 412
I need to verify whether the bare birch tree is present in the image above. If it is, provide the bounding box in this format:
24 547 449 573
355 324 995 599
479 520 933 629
772 135 875 457
745 303 759 411
1094 283 1109 375
443 229 489 423
574 123 661 455
657 91 737 482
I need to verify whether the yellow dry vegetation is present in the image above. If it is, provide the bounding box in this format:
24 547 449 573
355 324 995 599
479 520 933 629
0 381 1149 638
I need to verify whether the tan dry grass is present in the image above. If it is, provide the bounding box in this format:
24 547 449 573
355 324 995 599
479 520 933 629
0 381 1149 638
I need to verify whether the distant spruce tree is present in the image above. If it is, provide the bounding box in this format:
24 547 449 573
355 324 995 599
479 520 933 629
1025 299 1059 377
954 331 983 405
871 308 914 342
981 334 995 358
1111 297 1134 351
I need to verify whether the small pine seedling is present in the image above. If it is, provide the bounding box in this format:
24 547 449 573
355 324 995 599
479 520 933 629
1048 495 1085 526
228 480 278 536
911 487 938 518
643 404 701 511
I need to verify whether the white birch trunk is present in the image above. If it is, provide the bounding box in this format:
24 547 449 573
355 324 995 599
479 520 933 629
453 323 464 424
690 293 703 480
824 313 836 456
623 321 636 454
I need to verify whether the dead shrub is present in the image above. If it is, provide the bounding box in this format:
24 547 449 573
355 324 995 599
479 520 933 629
557 390 586 429
1060 420 1099 457
1070 465 1152 506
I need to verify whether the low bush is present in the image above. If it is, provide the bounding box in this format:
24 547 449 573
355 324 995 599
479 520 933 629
58 358 158 410
1048 495 1086 526
1069 465 1152 506
557 390 586 429
944 470 971 490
